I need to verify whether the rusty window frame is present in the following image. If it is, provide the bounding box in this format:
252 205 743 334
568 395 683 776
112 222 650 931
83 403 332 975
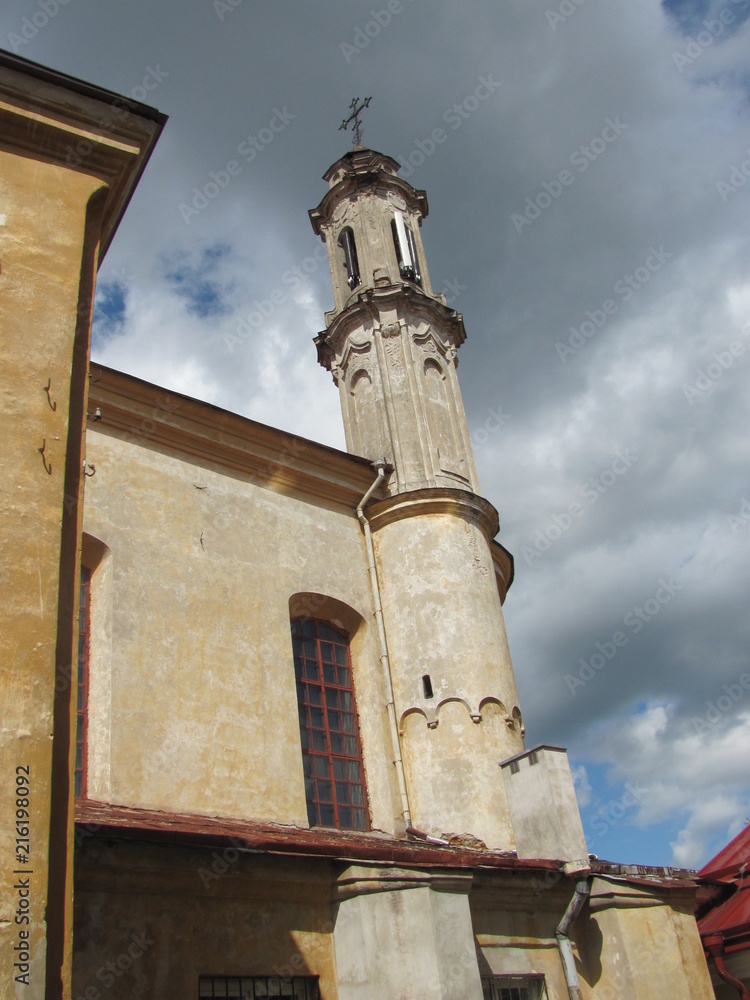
75 567 91 798
481 975 549 1000
291 618 370 832
198 976 320 998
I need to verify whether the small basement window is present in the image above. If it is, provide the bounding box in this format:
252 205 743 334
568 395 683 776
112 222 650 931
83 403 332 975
199 976 320 999
481 974 549 1000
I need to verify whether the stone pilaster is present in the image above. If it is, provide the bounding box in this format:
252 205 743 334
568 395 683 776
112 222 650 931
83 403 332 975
332 865 484 1000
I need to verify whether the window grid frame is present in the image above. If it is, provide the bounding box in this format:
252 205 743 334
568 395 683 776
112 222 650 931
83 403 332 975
292 618 370 832
75 566 91 798
481 974 549 1000
198 975 320 999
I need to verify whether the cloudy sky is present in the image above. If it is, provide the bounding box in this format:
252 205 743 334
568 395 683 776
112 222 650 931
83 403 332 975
6 0 750 868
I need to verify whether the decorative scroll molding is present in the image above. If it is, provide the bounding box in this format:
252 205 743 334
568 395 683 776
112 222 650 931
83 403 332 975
332 198 356 227
383 333 406 386
380 322 401 339
338 331 373 383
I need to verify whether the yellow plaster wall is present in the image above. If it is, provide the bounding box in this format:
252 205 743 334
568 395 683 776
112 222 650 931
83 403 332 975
81 425 401 832
0 147 104 996
472 878 574 999
472 875 714 1000
72 841 339 1000
579 880 715 1000
372 511 520 718
372 511 523 847
402 700 517 848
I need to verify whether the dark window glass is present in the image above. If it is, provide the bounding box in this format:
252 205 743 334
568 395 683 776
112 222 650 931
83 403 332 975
198 976 320 999
291 618 370 831
338 227 360 290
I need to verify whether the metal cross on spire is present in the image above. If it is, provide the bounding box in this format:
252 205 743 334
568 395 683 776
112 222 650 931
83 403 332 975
339 97 372 148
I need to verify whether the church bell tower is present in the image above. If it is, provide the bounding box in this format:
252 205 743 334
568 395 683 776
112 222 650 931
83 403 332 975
310 144 524 849
310 147 479 495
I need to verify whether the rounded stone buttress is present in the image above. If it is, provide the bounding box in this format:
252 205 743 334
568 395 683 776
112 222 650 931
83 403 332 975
367 488 524 849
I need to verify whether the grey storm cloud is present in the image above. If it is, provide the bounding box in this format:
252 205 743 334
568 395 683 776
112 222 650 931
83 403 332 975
4 0 748 866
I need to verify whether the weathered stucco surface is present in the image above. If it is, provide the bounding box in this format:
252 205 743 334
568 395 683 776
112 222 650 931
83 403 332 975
0 144 100 1000
372 506 523 848
82 408 401 833
0 54 164 997
472 873 716 1000
73 838 717 1000
501 746 589 863
312 150 480 497
73 841 339 1000
4 52 719 1000
80 376 527 853
581 878 715 998
333 865 483 1000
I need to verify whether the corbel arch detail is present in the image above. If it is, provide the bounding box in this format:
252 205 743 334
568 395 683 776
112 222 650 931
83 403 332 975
400 697 483 731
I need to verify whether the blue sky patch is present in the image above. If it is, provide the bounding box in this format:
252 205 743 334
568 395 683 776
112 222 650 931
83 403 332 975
663 0 750 33
164 243 234 319
576 759 676 867
92 279 127 346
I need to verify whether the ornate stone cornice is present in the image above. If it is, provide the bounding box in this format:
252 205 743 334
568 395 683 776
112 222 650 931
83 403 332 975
316 284 466 373
0 51 166 259
335 864 474 900
365 487 500 543
309 147 428 235
490 540 514 603
87 365 380 510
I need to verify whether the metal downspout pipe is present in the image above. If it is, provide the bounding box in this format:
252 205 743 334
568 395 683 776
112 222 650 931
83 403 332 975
357 462 412 831
555 878 591 1000
705 936 750 1000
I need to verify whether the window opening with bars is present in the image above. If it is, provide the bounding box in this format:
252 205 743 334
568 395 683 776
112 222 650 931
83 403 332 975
481 974 549 1000
75 566 91 798
199 976 320 999
291 618 369 831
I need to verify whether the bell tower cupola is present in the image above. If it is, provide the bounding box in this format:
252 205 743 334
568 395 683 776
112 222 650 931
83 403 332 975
310 148 479 495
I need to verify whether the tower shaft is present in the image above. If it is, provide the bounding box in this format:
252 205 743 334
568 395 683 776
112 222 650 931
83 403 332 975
310 148 523 847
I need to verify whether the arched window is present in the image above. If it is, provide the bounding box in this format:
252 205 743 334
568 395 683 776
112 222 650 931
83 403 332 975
75 566 91 797
291 618 369 831
338 226 360 290
391 210 422 286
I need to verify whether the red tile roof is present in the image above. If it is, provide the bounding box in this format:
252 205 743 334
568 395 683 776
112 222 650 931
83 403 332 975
699 823 750 882
699 887 750 951
698 823 750 950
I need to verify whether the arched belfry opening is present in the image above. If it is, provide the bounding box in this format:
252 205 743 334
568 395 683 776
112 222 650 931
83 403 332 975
338 226 360 290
